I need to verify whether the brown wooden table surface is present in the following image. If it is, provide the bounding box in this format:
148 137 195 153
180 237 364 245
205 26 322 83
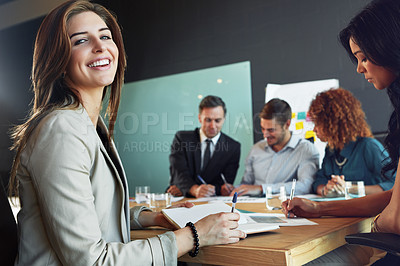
130 199 373 265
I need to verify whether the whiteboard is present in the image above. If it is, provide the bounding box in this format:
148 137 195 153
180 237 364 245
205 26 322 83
265 79 340 166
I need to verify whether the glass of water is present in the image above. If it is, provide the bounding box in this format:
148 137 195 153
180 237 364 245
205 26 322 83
135 186 150 204
266 186 286 210
150 193 172 211
345 181 365 199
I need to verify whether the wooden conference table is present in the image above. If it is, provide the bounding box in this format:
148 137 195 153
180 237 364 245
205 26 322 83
130 199 373 266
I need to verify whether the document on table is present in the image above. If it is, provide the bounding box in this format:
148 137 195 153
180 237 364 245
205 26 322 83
171 196 184 202
243 212 318 226
162 202 279 234
188 196 266 203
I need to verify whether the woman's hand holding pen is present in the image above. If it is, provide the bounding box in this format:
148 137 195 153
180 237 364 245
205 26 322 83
282 197 322 218
174 211 246 257
195 212 246 246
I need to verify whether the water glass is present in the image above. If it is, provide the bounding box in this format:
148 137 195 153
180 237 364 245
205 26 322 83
345 181 366 199
357 181 366 197
265 186 274 210
344 181 352 200
266 186 286 210
135 186 150 204
150 193 172 211
279 186 287 202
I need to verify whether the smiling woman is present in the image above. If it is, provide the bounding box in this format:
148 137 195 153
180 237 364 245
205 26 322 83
64 11 119 125
9 1 246 265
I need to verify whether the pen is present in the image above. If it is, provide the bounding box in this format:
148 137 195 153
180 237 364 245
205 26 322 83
287 179 296 217
289 179 296 201
220 173 228 184
220 173 232 194
197 175 207 184
231 192 237 212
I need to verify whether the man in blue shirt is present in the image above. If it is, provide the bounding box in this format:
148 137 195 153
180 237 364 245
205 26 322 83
231 98 319 196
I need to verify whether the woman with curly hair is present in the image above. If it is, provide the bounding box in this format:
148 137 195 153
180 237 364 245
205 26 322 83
310 88 394 197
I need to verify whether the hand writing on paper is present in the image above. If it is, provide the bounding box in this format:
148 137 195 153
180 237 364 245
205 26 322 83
230 184 262 196
221 183 234 196
190 184 216 198
282 197 321 218
195 212 246 246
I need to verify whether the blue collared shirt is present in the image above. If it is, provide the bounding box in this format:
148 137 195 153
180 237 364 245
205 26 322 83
312 137 395 192
241 134 319 195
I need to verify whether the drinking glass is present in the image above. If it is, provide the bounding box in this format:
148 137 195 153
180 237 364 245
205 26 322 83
266 186 286 210
344 181 352 199
135 186 150 204
150 193 172 211
265 186 274 210
345 181 366 199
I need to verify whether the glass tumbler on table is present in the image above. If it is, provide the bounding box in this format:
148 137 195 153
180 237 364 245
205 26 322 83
135 186 150 204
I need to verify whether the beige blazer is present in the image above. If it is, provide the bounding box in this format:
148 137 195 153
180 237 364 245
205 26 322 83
16 106 177 266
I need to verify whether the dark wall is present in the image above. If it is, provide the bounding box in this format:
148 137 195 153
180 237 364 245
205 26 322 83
0 17 42 187
94 0 389 137
0 0 391 184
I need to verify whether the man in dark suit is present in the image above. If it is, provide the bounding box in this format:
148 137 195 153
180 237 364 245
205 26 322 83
167 95 241 198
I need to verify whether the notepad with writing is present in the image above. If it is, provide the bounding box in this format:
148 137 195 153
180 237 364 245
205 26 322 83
162 202 279 234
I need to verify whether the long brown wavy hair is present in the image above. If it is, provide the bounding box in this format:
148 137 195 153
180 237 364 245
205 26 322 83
9 0 126 195
309 88 373 150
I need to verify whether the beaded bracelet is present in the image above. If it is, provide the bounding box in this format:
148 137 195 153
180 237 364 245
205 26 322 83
186 222 200 257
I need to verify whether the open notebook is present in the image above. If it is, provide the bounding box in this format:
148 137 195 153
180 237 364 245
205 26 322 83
162 202 279 234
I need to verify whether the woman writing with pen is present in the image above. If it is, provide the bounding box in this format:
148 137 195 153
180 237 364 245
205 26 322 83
283 0 400 264
309 88 394 197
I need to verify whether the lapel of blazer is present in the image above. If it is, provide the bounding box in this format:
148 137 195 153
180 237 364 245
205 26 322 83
194 128 202 175
96 118 130 242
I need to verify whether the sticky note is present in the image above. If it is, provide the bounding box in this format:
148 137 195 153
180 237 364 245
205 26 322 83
295 122 304 130
297 112 306 120
292 113 296 119
305 130 316 139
